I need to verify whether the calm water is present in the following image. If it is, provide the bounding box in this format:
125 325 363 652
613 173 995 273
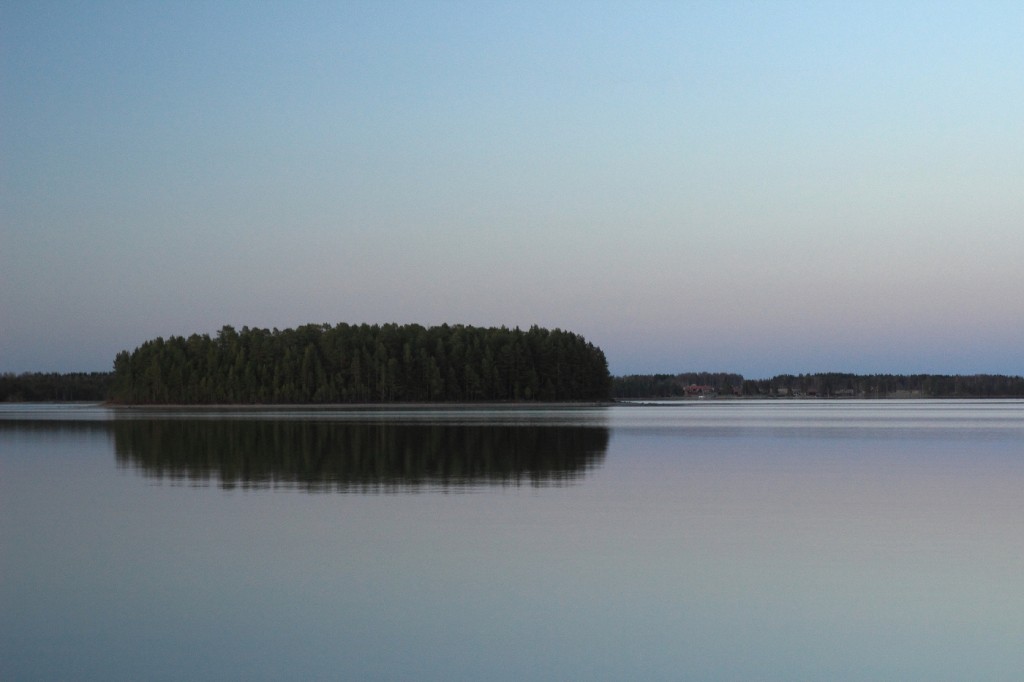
2 401 1023 681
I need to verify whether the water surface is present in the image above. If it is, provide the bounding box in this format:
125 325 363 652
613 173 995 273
2 401 1023 680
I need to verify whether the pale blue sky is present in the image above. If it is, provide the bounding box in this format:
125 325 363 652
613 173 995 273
2 1 1022 377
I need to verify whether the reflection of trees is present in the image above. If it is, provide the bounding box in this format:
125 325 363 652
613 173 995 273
0 420 111 437
113 420 608 491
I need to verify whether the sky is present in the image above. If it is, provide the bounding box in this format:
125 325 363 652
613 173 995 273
2 1 1022 378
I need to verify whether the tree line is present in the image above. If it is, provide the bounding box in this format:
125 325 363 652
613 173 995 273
110 323 612 404
613 372 744 399
0 372 113 402
6 356 1020 404
612 372 1024 398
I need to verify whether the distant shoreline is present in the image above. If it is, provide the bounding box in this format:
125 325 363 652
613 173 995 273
72 395 1024 409
103 401 617 410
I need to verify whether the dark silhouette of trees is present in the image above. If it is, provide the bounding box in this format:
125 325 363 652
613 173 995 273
7 351 1020 404
612 372 743 398
0 372 113 402
110 323 612 404
612 372 1024 399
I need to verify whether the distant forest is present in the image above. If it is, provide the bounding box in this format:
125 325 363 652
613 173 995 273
0 372 113 402
4 350 1022 404
109 323 612 404
613 372 1024 398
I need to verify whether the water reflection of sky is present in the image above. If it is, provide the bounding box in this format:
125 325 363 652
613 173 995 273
2 402 1023 681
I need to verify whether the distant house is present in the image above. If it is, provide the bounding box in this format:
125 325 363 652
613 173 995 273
685 384 716 397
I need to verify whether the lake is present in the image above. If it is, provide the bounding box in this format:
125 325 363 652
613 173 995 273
2 400 1023 681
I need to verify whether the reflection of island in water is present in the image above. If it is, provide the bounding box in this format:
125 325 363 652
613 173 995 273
114 420 608 491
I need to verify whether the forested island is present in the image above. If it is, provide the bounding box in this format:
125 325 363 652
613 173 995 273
108 323 612 404
3 331 1022 403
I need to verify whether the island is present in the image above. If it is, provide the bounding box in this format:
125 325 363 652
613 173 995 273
109 323 613 404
